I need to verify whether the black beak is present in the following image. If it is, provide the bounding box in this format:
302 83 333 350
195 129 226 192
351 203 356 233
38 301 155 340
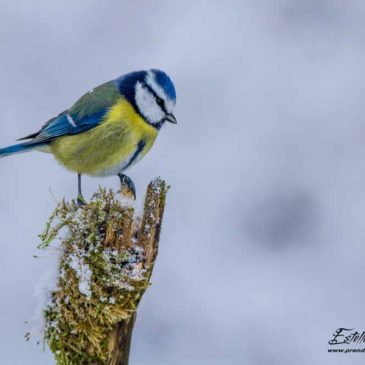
165 113 177 124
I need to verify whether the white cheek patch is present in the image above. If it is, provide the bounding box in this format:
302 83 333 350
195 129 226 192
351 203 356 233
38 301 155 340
145 71 176 114
135 82 165 124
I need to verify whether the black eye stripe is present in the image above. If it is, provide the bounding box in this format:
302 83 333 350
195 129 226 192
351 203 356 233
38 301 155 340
144 84 167 114
156 97 164 106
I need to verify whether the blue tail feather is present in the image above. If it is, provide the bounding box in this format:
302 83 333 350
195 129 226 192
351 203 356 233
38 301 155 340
0 142 46 158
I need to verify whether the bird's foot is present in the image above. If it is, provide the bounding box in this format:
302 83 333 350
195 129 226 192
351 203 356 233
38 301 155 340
118 174 136 200
76 194 86 207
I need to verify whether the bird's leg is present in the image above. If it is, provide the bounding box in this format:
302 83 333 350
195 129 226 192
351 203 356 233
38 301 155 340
118 173 136 200
77 173 86 206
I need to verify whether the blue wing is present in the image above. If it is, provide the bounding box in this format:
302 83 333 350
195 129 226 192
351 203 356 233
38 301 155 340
0 109 108 158
25 109 107 144
18 80 121 144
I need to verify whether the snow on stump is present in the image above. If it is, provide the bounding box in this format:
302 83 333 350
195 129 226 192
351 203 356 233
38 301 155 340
39 178 169 365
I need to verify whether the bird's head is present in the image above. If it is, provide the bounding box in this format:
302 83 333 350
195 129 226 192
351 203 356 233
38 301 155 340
118 69 177 129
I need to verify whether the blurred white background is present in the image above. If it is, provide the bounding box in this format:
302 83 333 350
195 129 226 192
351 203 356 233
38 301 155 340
1 1 365 364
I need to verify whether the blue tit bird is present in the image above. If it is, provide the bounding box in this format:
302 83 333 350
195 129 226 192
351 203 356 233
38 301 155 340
0 69 177 203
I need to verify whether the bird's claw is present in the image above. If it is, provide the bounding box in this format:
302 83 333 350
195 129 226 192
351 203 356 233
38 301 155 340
118 174 136 200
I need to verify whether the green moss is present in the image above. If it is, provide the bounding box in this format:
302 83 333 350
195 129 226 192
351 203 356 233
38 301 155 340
39 188 153 365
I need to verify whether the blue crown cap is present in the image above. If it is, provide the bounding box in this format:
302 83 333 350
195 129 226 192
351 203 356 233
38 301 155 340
152 69 177 102
116 69 176 104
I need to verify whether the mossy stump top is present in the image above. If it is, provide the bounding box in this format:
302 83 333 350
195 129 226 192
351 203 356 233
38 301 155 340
38 178 169 365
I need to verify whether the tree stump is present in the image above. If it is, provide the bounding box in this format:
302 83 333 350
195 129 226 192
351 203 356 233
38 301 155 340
38 178 169 365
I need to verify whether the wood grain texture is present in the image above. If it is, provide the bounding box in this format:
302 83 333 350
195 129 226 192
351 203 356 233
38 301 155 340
93 178 168 365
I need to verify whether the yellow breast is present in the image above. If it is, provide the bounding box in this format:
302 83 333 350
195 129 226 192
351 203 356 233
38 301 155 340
50 98 158 176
